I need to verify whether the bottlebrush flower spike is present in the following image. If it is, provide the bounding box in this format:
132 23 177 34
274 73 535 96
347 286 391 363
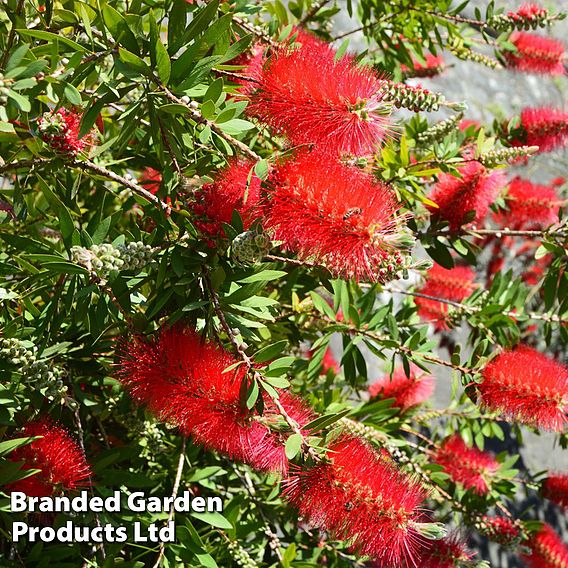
510 107 568 154
401 53 446 79
418 533 474 568
264 150 412 283
37 108 93 158
415 264 477 331
228 43 266 94
246 37 390 156
189 159 262 239
476 515 522 546
493 177 561 229
117 327 312 473
522 523 568 568
369 364 434 411
505 32 566 75
433 435 499 495
427 161 507 230
7 419 91 497
139 167 162 195
283 435 429 566
478 346 568 431
542 473 568 509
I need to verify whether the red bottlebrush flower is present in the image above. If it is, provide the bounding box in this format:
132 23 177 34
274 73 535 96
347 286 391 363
369 364 434 411
542 473 568 509
418 533 474 568
551 177 566 187
264 150 408 282
247 39 390 157
428 161 507 230
478 515 522 546
189 159 262 239
7 419 91 497
37 108 93 157
118 327 312 473
478 346 568 431
433 435 499 495
522 523 568 568
506 32 566 76
283 436 427 566
511 107 568 154
415 264 477 331
511 3 548 21
401 53 446 78
139 167 162 195
493 177 561 230
459 118 482 132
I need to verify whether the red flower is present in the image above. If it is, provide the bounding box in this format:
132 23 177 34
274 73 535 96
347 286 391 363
542 473 568 509
139 167 162 195
506 32 565 75
37 108 93 157
522 523 568 568
512 107 568 154
493 177 561 230
459 119 482 132
478 346 568 431
283 436 427 566
418 533 474 568
264 150 407 282
189 159 262 239
415 264 477 331
369 364 434 411
428 161 507 230
247 39 390 156
433 435 499 495
401 53 445 78
118 327 312 473
511 3 548 21
479 515 522 546
7 419 91 497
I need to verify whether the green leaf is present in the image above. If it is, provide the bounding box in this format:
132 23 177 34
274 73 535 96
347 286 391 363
0 437 40 457
63 83 82 106
285 433 303 460
155 38 171 84
191 512 233 530
118 48 151 75
303 409 352 433
16 29 87 53
253 340 288 363
238 270 287 284
254 159 269 180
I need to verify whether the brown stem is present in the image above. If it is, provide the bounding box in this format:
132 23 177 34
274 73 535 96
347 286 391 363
151 438 186 568
299 0 333 25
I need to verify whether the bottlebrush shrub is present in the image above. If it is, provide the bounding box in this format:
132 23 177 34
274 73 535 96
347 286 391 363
6 420 91 497
1 0 568 567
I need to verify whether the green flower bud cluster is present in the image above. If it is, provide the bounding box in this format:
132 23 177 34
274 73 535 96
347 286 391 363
449 42 501 69
71 242 155 276
0 73 12 106
231 229 271 266
488 9 553 32
478 145 539 167
116 242 155 271
380 81 447 113
416 113 464 146
0 337 66 396
227 540 258 568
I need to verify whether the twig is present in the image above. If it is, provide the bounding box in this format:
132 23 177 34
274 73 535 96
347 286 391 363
151 438 186 568
155 81 261 162
232 15 278 48
299 0 333 25
202 269 321 462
